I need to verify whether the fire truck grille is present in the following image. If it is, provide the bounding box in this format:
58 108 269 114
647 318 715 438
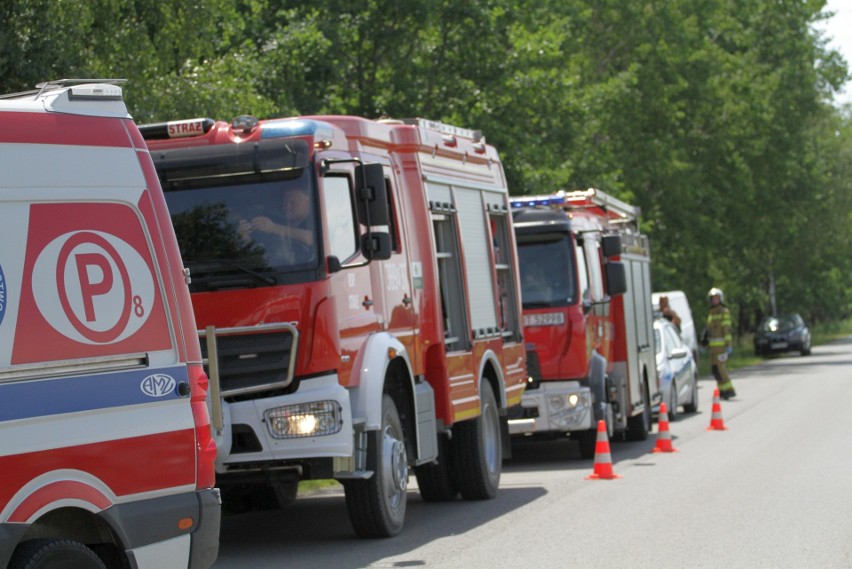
200 330 295 396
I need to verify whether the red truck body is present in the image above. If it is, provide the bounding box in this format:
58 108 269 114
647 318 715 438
509 189 659 457
142 116 526 537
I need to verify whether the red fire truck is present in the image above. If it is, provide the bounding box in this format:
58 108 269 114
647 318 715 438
508 189 659 458
141 116 527 537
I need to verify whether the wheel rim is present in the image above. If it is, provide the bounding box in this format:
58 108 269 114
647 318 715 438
482 396 500 475
381 425 407 510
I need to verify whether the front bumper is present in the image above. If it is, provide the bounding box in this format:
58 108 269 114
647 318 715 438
215 373 353 470
508 381 593 434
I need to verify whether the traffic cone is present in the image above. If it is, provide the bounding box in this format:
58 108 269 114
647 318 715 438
706 388 728 431
653 402 679 453
585 420 621 480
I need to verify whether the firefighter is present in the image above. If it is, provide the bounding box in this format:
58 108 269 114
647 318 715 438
704 287 736 400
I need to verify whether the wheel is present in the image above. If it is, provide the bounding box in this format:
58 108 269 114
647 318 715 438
801 337 811 356
667 380 678 421
579 400 613 459
343 394 408 538
450 381 501 500
683 372 699 413
626 382 651 441
577 429 597 459
414 435 458 501
9 539 107 569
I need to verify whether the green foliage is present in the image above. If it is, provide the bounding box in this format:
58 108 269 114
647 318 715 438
2 0 851 332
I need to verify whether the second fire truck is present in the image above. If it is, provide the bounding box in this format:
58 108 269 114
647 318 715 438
508 189 659 458
141 116 527 538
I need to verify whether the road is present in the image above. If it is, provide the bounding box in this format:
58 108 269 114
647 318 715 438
212 338 852 569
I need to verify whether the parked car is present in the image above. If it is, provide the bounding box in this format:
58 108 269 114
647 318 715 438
652 290 699 366
754 313 812 357
653 317 699 420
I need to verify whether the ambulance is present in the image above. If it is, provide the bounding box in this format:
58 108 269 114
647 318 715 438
0 80 220 569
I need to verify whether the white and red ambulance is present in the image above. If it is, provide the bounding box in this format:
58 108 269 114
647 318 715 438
0 80 220 569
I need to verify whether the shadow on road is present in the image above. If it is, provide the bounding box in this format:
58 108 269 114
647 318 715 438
215 483 547 568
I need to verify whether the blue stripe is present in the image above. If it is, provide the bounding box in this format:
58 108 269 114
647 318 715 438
0 365 190 422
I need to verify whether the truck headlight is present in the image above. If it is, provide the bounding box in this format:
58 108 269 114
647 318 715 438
264 400 342 439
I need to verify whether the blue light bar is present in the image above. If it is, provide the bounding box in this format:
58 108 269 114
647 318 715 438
261 119 334 141
510 195 566 208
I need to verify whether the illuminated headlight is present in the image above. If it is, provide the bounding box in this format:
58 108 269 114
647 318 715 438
549 392 592 428
264 401 342 439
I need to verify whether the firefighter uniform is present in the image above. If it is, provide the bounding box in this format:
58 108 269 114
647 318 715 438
706 288 736 399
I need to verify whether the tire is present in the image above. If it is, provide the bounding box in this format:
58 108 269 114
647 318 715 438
801 338 811 356
9 539 107 569
343 394 408 538
577 429 597 459
683 372 699 413
450 381 501 500
667 380 678 421
414 435 458 502
626 382 651 441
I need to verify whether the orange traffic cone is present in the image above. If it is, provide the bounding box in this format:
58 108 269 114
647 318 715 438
585 420 621 480
706 388 728 431
653 402 679 453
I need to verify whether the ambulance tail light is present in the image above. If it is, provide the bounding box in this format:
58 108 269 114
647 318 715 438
188 362 217 489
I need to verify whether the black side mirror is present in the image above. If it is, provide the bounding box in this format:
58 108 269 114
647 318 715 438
361 232 392 261
601 234 622 258
354 163 390 226
605 261 627 296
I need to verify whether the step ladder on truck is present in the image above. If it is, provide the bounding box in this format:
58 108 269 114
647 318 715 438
508 188 659 458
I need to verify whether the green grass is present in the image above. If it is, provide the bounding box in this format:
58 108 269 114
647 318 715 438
697 317 852 378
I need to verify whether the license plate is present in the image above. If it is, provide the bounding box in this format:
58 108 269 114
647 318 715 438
523 312 566 327
771 342 788 349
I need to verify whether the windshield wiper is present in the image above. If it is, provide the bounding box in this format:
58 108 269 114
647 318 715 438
189 258 277 286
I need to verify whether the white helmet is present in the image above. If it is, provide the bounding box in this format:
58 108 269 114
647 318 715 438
708 287 724 302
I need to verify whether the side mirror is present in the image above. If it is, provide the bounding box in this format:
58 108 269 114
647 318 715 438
601 234 622 258
605 261 627 296
354 163 390 226
361 232 392 261
669 347 689 360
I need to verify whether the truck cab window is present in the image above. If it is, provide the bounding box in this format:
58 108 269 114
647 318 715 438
322 175 358 262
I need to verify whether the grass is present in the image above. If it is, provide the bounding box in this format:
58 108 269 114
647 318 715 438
697 317 852 378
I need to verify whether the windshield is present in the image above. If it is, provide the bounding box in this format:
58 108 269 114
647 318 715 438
517 235 576 308
164 173 319 291
759 315 800 332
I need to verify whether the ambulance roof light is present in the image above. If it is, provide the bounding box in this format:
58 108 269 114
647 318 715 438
34 78 127 100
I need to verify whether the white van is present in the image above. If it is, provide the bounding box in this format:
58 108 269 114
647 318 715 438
0 80 219 569
652 290 699 365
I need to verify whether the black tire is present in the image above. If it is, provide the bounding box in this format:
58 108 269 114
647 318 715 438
9 539 107 569
801 338 811 356
577 429 597 459
683 372 699 413
626 382 651 441
343 394 408 538
667 381 678 421
450 381 501 500
414 434 458 502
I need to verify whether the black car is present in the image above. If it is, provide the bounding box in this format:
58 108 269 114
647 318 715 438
754 313 811 357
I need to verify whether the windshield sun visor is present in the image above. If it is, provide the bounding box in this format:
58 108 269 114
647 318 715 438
151 138 311 183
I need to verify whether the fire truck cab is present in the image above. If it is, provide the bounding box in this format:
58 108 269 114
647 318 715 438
141 115 527 538
509 189 659 458
0 81 219 569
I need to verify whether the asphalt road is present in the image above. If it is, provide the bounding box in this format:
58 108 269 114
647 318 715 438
212 338 852 569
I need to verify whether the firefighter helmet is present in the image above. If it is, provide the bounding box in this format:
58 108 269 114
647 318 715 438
707 287 724 303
